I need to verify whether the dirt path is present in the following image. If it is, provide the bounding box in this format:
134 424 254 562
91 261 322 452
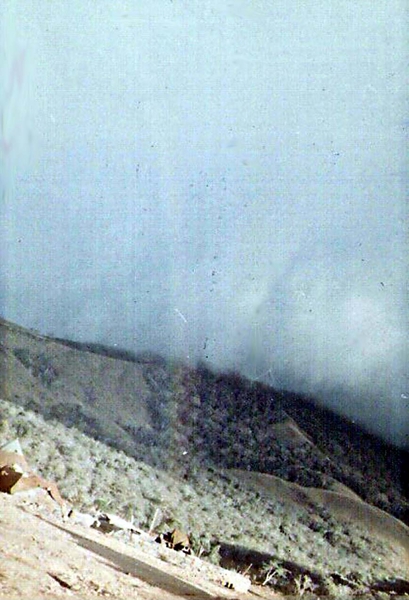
37 516 216 599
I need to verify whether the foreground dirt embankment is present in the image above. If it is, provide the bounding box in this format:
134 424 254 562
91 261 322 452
0 492 267 600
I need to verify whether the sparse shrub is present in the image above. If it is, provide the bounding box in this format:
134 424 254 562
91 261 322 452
15 422 30 437
293 573 314 596
261 563 290 587
13 347 31 368
94 497 113 512
13 348 58 386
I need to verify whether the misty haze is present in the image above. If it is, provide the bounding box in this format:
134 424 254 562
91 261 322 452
0 1 408 447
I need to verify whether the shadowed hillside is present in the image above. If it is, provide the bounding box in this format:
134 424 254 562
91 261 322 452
0 317 407 523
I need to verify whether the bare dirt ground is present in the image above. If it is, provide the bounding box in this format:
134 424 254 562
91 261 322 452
0 492 281 600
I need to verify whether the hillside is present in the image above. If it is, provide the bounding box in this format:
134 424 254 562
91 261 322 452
0 317 408 598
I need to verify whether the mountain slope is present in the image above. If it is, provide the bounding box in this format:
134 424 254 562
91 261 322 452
1 317 408 597
1 317 407 519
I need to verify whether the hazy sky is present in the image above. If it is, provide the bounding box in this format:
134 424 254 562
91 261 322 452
0 1 407 444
